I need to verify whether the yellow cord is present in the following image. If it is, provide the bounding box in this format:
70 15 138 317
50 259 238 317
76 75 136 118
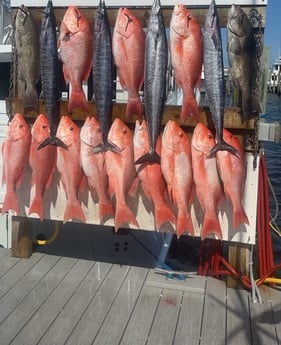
33 221 60 246
261 277 281 285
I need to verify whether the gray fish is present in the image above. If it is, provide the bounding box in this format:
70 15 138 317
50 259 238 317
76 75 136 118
227 4 261 121
134 0 168 165
15 5 40 112
92 0 116 152
203 0 237 157
38 0 67 150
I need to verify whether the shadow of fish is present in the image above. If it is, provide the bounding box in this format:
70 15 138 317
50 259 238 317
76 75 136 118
135 0 168 165
203 0 238 157
38 0 67 150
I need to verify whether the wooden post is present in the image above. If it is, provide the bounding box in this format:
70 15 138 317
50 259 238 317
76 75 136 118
227 243 250 288
11 218 33 258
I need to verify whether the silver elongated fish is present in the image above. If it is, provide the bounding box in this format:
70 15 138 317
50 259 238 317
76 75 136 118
15 5 40 113
203 0 237 157
92 0 116 152
38 0 67 150
134 0 168 165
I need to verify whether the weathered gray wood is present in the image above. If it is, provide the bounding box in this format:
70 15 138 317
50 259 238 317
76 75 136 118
37 261 112 345
146 288 183 345
200 277 226 345
173 290 205 345
226 288 251 344
10 259 95 345
0 252 42 300
0 254 60 323
92 266 149 345
11 218 33 258
0 248 20 277
268 287 281 344
120 285 162 345
0 256 77 345
250 286 279 345
65 264 130 345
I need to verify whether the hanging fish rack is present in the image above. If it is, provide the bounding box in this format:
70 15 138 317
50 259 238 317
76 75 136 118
5 0 268 260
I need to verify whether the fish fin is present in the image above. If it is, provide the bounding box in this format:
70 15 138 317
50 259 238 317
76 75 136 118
114 204 139 232
93 142 120 153
126 96 143 118
78 176 87 193
63 201 86 224
208 141 239 158
154 204 176 231
201 215 222 240
233 205 249 230
28 196 44 221
37 136 68 150
181 96 200 123
2 193 20 215
68 88 89 113
134 151 160 165
23 89 38 112
176 214 194 239
99 202 114 224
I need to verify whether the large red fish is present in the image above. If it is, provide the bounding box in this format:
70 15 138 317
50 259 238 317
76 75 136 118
134 120 176 231
80 116 114 223
29 114 57 221
2 113 31 215
58 6 93 113
216 128 249 229
56 116 86 223
161 120 194 238
112 8 145 118
191 123 223 240
105 118 139 232
170 3 203 122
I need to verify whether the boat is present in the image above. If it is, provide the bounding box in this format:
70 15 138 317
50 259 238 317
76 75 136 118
268 55 281 93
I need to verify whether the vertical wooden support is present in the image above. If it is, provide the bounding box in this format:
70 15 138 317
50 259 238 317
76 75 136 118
227 243 250 288
11 218 33 258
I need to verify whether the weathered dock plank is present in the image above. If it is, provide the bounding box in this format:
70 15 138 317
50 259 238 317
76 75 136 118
0 248 20 277
65 264 130 345
0 254 60 324
173 290 205 345
119 285 162 345
146 288 183 345
37 261 112 345
226 288 251 344
200 277 227 345
91 266 149 345
0 256 77 345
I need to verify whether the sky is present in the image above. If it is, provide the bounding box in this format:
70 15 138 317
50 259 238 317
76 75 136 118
264 0 281 66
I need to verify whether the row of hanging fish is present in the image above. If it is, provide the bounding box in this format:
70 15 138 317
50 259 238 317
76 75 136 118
14 0 261 136
2 113 249 240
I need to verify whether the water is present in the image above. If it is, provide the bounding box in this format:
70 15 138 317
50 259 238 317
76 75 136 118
262 93 281 251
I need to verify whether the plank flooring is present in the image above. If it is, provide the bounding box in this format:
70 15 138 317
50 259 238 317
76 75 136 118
0 248 280 345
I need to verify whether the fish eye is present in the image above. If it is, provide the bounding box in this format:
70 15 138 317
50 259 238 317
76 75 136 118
208 133 212 139
69 126 74 131
42 124 47 129
19 124 24 129
122 128 127 134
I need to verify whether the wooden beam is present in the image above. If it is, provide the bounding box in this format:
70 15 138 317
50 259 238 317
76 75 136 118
11 217 33 258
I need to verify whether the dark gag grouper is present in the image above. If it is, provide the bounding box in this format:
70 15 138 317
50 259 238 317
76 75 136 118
135 0 168 165
15 5 40 113
203 0 238 157
227 4 261 121
39 0 67 150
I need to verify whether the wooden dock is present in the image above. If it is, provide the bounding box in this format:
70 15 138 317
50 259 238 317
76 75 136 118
0 247 280 345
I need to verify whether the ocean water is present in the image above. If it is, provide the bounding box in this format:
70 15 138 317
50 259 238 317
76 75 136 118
262 93 281 250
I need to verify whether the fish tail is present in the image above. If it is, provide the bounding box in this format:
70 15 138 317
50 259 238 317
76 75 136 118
99 202 114 224
63 200 86 224
201 215 222 240
233 205 249 230
2 193 20 215
28 196 44 221
126 97 143 118
23 88 38 112
181 96 200 123
37 136 68 150
208 140 239 158
134 151 161 165
68 88 89 113
176 214 194 239
154 204 176 231
114 204 139 232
